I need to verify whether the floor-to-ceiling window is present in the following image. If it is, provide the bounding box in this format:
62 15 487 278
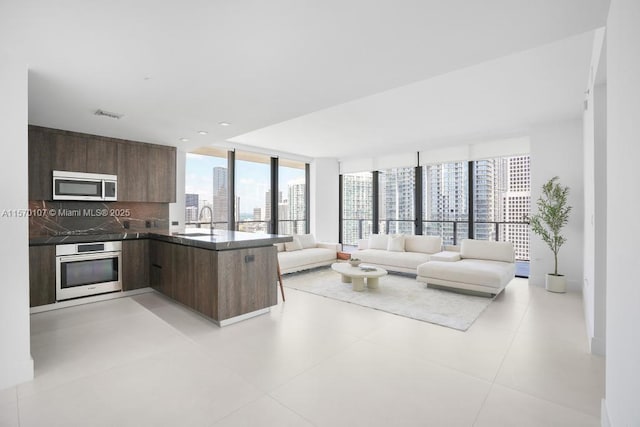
278 159 306 235
341 172 373 246
235 151 271 233
473 155 531 263
184 148 229 230
423 162 469 245
378 167 415 235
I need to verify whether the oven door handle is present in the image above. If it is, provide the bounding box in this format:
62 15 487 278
56 251 121 263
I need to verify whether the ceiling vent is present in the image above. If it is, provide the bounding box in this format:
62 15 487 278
94 109 123 120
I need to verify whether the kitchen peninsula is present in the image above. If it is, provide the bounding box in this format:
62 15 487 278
149 230 292 326
29 229 292 326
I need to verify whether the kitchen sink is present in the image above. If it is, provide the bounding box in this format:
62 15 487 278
173 232 214 237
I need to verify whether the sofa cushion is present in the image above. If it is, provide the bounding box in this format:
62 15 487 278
285 237 303 251
417 259 515 289
297 233 316 249
357 239 369 250
387 234 405 252
404 235 442 254
460 239 514 263
369 234 389 250
356 249 431 270
278 247 336 271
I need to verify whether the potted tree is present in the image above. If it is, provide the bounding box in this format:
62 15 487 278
529 176 572 293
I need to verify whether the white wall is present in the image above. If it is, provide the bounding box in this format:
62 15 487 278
169 149 186 231
529 119 584 290
310 158 339 242
603 0 640 425
592 83 607 356
0 54 34 389
583 82 608 356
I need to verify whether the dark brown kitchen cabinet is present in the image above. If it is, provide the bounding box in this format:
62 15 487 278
147 146 176 203
86 137 118 174
52 133 87 173
28 127 54 200
122 239 149 291
29 245 56 307
217 246 277 320
117 142 149 202
28 126 176 202
149 240 277 322
149 240 218 319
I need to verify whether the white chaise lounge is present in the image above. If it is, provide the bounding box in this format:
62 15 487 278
416 239 516 296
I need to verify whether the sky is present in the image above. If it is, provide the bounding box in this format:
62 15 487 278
185 153 304 215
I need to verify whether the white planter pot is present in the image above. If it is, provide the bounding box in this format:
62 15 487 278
545 274 566 293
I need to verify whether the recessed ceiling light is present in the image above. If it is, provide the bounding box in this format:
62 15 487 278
198 131 208 135
179 137 189 142
219 122 231 127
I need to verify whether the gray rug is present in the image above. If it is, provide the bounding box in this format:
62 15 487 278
283 268 495 331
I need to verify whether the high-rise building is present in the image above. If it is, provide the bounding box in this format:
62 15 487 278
342 172 373 245
212 166 228 227
288 179 306 234
500 156 531 260
424 162 468 243
379 168 414 235
185 193 199 223
264 190 282 222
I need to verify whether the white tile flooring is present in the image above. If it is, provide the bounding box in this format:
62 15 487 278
1 274 604 426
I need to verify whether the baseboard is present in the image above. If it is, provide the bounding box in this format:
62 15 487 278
601 399 611 427
0 356 33 390
30 287 154 314
591 336 606 356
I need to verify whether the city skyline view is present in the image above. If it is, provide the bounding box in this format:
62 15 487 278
185 153 304 217
342 155 531 260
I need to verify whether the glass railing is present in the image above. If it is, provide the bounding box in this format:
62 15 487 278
278 219 307 235
185 221 229 231
236 220 271 233
341 219 374 246
341 218 529 262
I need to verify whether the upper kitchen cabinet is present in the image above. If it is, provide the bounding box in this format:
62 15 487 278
28 126 176 202
147 146 176 203
28 127 54 200
85 137 117 174
117 142 176 203
117 141 149 202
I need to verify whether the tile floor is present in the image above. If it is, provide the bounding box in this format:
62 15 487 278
1 274 604 426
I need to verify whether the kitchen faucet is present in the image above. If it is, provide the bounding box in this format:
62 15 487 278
199 206 214 234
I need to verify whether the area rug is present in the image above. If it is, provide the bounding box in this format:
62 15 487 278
283 268 495 331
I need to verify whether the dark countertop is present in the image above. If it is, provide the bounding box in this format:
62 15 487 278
29 229 293 250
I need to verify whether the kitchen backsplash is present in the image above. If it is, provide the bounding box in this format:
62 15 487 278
29 200 169 237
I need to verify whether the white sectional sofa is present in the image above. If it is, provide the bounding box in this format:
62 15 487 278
277 234 340 274
416 239 516 296
354 234 443 274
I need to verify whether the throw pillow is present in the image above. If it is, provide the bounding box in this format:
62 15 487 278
285 237 303 252
274 243 285 252
387 234 405 252
297 233 316 249
369 234 388 250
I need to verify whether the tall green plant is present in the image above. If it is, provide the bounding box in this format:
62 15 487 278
529 176 572 276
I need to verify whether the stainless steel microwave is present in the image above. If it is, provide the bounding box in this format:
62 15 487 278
52 171 117 201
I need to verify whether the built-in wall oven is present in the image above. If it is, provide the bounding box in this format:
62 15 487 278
56 241 122 301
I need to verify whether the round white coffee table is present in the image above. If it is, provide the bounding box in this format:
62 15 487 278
331 263 388 291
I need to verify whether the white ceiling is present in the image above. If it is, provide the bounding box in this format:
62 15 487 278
0 0 608 159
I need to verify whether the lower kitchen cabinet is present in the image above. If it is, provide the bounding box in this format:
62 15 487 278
122 239 149 291
149 240 277 323
29 245 56 307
